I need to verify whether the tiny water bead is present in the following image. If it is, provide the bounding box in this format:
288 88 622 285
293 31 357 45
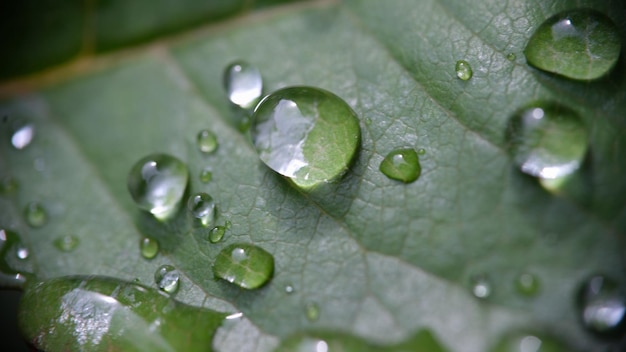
127 153 189 221
139 237 159 259
471 275 492 299
379 148 421 183
24 202 47 228
10 122 35 150
53 235 79 252
506 103 588 180
187 192 216 228
196 129 218 154
208 226 226 243
199 167 213 183
305 302 320 322
155 264 180 294
524 9 621 80
455 60 473 80
577 275 626 336
506 53 516 61
223 61 263 110
213 243 274 289
515 273 541 297
251 86 361 190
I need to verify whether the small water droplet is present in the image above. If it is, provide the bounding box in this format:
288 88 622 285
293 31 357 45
53 235 79 252
140 237 159 259
11 123 35 150
213 243 274 289
417 148 426 155
306 302 320 322
208 226 226 243
471 275 492 299
455 60 473 80
506 103 588 180
24 202 47 228
155 264 180 294
285 285 294 294
506 53 516 61
515 273 540 297
524 9 621 80
16 246 28 259
127 154 189 221
0 176 18 195
197 129 218 154
224 61 263 109
225 220 232 229
379 148 421 183
199 167 213 183
251 86 361 190
187 192 216 228
577 274 626 336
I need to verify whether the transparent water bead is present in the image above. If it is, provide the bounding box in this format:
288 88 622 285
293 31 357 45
305 302 320 322
524 9 621 80
187 192 216 228
224 61 263 109
577 275 626 336
139 237 159 259
24 202 47 228
196 129 218 154
379 148 421 183
506 103 588 180
515 273 540 297
252 86 361 190
154 264 180 294
208 226 225 243
455 60 473 80
213 243 274 289
11 122 35 150
471 275 492 299
54 235 79 252
127 154 189 221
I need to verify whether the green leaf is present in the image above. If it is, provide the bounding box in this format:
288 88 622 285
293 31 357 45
1 0 626 351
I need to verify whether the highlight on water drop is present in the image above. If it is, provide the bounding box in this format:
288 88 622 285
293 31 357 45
223 60 263 110
24 202 47 228
196 129 218 154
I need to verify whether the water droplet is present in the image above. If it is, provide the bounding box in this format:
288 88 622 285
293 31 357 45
251 86 361 190
24 202 47 228
490 332 570 352
471 275 492 299
53 235 79 252
306 302 320 322
524 9 621 80
197 129 218 154
208 226 226 243
139 237 159 259
187 192 216 228
506 53 516 61
127 154 189 221
417 148 426 155
225 220 232 229
199 167 213 183
285 284 294 294
213 243 274 289
155 264 180 294
224 61 263 109
379 148 421 183
455 60 473 80
577 275 626 336
33 157 45 172
16 246 28 259
11 122 35 150
0 176 18 195
515 273 540 297
506 103 588 180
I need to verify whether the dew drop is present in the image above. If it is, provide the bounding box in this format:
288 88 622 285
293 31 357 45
251 86 361 190
577 274 626 336
285 284 294 294
213 243 274 289
16 246 28 259
306 302 320 322
127 154 189 221
455 60 473 80
471 275 492 299
155 264 180 294
379 148 421 183
139 237 159 259
417 148 426 155
515 273 540 297
24 202 47 228
197 129 218 154
506 53 516 61
53 235 80 252
199 167 213 183
224 61 263 109
208 226 226 243
11 122 35 150
506 103 588 180
524 9 621 80
187 192 216 228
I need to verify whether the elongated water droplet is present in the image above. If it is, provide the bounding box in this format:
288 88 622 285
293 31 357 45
490 332 570 352
417 148 426 155
306 302 319 322
11 122 35 150
24 202 47 228
199 167 213 183
252 86 361 190
515 273 540 297
155 264 180 294
208 226 226 243
524 9 621 80
471 275 492 299
187 192 216 228
577 275 626 336
455 60 473 80
197 129 218 154
213 243 274 289
506 103 588 180
54 235 79 252
139 237 159 259
379 148 421 183
127 154 189 221
224 61 263 109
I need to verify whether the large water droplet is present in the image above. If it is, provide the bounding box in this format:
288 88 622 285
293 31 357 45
199 167 213 183
224 61 263 109
54 235 79 252
208 226 226 243
455 60 473 80
187 192 216 228
306 302 320 322
127 154 189 221
515 273 541 297
155 264 180 294
379 148 421 183
139 237 159 259
577 275 626 336
506 103 588 180
490 332 570 352
213 243 274 289
471 275 492 299
524 9 621 80
197 129 218 154
251 86 361 190
24 202 47 228
11 122 35 150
